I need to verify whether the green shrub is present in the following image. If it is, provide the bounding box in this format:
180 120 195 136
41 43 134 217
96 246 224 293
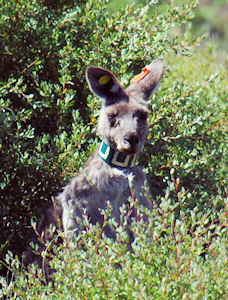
1 192 227 298
0 0 227 297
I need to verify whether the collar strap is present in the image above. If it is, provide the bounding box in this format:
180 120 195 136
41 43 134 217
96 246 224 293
98 140 137 169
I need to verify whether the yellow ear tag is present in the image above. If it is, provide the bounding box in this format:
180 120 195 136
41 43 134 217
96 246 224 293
98 75 110 85
131 67 149 83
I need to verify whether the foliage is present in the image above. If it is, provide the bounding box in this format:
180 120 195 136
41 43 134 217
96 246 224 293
0 0 227 297
192 0 228 51
1 192 227 299
146 48 227 213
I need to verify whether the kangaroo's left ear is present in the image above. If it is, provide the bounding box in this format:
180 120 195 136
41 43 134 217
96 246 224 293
127 59 164 100
86 66 128 106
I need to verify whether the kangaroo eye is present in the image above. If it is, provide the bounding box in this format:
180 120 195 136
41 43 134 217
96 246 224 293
108 113 118 127
108 114 116 120
135 111 148 121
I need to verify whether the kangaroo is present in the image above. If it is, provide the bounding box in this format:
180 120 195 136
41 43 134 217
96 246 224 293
23 59 164 270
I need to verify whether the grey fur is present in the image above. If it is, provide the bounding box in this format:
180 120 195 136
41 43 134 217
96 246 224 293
23 59 164 268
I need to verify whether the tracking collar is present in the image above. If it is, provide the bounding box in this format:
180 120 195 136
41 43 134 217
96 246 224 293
98 140 137 169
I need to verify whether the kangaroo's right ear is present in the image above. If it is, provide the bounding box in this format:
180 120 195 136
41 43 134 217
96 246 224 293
127 59 164 101
86 66 128 105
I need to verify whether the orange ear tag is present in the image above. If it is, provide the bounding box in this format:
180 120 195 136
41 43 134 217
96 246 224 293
131 67 149 83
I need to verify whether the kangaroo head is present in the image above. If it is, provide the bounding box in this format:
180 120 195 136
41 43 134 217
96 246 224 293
86 60 164 154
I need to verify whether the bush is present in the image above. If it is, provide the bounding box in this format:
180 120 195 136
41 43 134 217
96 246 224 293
0 0 227 297
1 194 227 298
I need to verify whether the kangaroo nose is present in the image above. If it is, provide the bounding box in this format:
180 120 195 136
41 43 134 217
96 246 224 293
124 133 139 146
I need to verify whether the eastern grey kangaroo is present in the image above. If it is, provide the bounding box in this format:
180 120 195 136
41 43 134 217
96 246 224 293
23 59 164 268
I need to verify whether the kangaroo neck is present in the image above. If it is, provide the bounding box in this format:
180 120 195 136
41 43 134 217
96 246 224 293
97 140 137 169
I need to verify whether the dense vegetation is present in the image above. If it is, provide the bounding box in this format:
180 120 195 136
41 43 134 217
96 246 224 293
0 0 227 298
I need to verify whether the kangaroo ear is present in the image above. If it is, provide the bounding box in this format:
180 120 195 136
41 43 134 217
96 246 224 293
86 66 128 105
127 59 164 100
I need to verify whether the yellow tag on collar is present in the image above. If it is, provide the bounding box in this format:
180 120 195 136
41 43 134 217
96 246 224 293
98 75 110 85
131 67 149 83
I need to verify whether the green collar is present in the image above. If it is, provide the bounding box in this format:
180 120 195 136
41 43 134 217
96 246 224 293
98 140 137 169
